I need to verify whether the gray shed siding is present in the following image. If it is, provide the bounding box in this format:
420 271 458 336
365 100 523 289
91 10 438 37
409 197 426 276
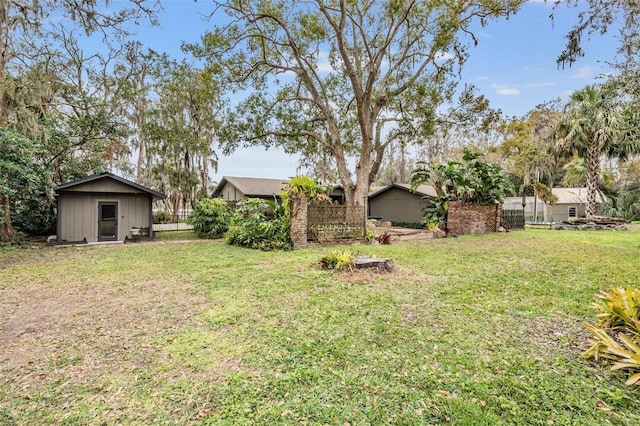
58 192 151 243
368 187 427 223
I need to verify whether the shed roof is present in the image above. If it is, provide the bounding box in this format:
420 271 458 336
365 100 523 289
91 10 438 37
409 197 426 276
54 172 166 200
368 183 437 198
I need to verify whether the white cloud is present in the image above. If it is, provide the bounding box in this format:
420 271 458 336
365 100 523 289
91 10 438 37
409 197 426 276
491 84 520 95
316 50 334 73
435 51 455 63
572 66 593 79
476 75 490 81
525 82 556 88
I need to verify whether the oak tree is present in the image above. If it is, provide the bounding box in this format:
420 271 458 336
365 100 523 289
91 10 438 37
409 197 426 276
193 0 524 205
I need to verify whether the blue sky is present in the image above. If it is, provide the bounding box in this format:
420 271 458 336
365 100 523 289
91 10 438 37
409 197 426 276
114 0 621 181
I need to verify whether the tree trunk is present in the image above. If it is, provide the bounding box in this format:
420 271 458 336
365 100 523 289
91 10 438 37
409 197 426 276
0 0 8 126
585 141 600 217
0 194 18 242
353 159 369 207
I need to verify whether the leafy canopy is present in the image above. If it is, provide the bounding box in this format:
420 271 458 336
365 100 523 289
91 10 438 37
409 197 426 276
192 0 525 205
0 127 53 240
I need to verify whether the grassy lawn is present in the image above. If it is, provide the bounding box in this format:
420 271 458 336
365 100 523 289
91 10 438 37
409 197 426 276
1 230 639 425
156 230 200 241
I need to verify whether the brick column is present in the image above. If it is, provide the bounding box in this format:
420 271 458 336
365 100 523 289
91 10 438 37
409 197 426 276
290 196 308 249
447 201 461 236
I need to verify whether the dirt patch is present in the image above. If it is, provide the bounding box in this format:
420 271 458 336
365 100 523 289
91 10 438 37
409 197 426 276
516 315 591 356
0 264 212 396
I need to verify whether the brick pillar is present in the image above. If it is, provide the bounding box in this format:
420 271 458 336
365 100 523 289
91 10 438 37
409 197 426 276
290 196 308 249
495 204 502 231
447 201 461 236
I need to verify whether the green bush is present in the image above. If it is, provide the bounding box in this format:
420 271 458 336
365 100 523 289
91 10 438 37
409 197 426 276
411 148 515 225
189 198 231 238
153 209 171 224
13 197 56 235
583 287 640 385
602 192 640 221
225 198 291 251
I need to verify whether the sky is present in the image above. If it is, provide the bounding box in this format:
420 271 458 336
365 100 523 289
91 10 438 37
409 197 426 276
109 0 622 182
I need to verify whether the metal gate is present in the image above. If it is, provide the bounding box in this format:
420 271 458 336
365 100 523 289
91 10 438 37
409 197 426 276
502 209 525 230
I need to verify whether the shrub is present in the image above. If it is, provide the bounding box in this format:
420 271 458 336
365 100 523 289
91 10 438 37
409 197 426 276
13 197 56 235
189 198 231 238
153 209 171 224
602 192 640 221
225 198 291 251
318 250 356 271
582 287 640 385
411 148 514 224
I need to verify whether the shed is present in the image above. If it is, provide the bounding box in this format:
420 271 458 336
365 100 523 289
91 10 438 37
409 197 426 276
213 176 288 202
367 183 437 224
54 173 166 244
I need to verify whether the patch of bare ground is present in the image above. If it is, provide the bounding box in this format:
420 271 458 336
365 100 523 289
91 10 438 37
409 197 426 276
515 315 590 356
0 270 217 401
337 264 437 287
0 245 75 271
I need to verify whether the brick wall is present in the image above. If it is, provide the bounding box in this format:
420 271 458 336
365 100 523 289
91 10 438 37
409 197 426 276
290 197 308 249
447 202 502 236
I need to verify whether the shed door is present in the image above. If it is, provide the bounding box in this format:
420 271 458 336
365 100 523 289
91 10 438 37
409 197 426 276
98 202 118 241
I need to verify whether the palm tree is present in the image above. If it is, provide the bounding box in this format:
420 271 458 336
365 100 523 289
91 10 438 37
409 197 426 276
556 85 639 217
561 155 586 187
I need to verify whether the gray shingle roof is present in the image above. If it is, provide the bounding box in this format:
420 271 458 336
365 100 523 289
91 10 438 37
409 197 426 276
503 187 605 206
368 183 437 198
214 176 289 197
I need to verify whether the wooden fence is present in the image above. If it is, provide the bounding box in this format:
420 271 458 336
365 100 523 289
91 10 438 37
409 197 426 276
307 203 365 242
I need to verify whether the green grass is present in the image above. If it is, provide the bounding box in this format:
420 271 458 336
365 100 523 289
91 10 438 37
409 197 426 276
155 229 200 241
1 230 639 424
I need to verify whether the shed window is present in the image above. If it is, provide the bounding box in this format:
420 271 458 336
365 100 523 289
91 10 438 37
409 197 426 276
568 206 577 219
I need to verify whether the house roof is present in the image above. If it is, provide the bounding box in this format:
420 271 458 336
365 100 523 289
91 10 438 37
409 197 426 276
368 183 437 198
54 172 166 200
503 187 605 206
552 187 605 204
213 176 289 198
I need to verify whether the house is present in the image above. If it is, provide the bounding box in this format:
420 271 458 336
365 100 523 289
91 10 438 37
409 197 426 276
54 172 166 244
367 183 436 224
502 187 605 222
213 176 288 202
213 176 346 204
